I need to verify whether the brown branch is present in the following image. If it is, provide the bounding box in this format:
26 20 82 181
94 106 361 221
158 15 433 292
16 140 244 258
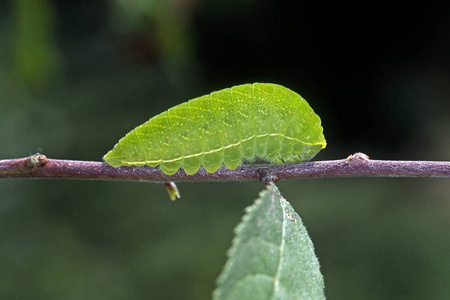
1 153 449 183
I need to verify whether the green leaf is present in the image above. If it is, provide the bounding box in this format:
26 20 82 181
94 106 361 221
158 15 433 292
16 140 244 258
213 183 325 300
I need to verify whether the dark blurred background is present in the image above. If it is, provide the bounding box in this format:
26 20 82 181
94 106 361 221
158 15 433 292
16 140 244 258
1 1 449 299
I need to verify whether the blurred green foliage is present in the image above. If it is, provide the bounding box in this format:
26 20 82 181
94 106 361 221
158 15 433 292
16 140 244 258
0 1 449 299
13 0 60 89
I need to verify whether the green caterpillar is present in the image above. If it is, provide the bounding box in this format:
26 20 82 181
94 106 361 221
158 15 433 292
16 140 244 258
104 83 326 175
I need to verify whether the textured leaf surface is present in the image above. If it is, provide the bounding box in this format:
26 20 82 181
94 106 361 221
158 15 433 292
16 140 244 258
104 83 326 175
213 183 325 300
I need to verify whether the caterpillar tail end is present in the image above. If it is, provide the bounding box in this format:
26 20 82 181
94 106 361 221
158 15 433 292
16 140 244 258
103 152 124 167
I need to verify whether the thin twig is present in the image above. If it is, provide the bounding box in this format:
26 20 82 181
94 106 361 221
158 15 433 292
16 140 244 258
1 153 449 183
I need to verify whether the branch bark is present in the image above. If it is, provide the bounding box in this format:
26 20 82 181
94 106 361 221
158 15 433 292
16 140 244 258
1 153 449 183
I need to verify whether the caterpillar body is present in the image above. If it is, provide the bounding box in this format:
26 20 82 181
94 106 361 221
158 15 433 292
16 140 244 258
103 83 326 175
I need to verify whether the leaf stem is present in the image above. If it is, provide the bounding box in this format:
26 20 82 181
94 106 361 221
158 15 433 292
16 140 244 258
0 153 449 183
